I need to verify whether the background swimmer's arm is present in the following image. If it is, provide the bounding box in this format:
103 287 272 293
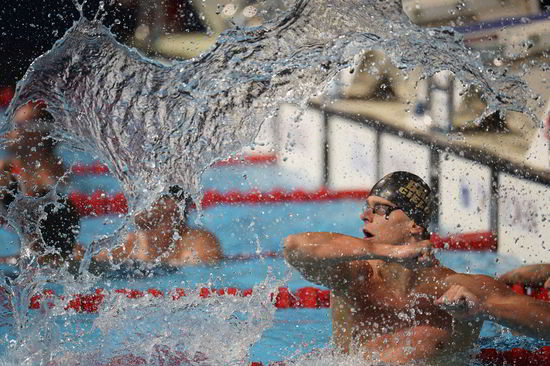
171 228 223 266
499 264 550 289
192 230 223 264
283 232 431 289
436 274 550 340
92 235 136 262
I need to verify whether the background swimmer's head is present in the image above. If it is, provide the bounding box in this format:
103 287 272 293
167 185 194 219
7 101 56 154
368 171 434 240
134 185 193 229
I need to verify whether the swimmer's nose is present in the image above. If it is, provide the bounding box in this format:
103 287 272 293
360 208 373 222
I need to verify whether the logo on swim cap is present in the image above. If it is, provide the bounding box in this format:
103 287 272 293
369 171 434 228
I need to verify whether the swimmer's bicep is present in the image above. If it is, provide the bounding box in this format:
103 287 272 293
305 260 372 292
444 273 512 300
100 235 135 261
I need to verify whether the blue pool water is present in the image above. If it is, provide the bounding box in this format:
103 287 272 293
0 163 548 365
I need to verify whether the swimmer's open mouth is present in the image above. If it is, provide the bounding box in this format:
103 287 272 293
364 230 374 238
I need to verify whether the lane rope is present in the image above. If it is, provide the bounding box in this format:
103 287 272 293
69 155 277 176
247 346 550 366
86 345 550 366
67 188 496 250
28 284 549 313
67 188 371 216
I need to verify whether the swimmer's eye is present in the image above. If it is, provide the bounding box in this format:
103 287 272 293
363 203 400 218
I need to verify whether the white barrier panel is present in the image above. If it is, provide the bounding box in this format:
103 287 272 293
498 173 550 263
277 104 324 188
327 116 378 190
242 113 278 156
379 133 430 183
438 154 491 235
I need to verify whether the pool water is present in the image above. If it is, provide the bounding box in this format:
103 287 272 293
0 164 548 365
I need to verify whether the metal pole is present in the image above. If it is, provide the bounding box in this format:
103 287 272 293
322 110 329 187
490 169 500 247
430 146 440 232
375 130 382 180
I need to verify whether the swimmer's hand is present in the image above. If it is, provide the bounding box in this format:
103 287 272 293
377 239 436 266
435 285 482 320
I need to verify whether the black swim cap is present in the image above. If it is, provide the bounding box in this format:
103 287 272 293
167 185 193 218
39 195 80 259
369 171 434 228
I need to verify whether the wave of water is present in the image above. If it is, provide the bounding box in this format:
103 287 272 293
3 0 539 208
0 0 545 365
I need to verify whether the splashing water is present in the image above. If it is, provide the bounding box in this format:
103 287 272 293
3 0 539 207
0 0 545 364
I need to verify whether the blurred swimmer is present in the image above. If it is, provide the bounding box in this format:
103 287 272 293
92 186 222 266
0 102 80 267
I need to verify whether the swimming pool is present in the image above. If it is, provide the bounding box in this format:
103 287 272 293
0 164 547 366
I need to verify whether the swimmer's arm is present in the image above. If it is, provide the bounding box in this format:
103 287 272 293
284 232 431 288
284 232 431 264
437 274 550 340
194 230 223 264
499 264 550 288
172 228 223 266
72 243 86 261
483 290 550 340
283 232 367 288
92 235 136 262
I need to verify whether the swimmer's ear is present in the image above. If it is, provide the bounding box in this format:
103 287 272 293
409 222 424 236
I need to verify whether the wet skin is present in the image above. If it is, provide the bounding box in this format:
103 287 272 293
94 196 222 266
285 196 482 365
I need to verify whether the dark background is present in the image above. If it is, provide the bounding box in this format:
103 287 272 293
0 0 138 89
1 0 549 92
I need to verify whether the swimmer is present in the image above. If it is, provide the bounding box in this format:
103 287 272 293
284 171 550 364
92 186 222 266
0 102 80 267
3 102 66 197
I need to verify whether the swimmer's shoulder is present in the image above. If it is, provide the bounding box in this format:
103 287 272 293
414 264 457 290
180 227 222 262
182 227 219 245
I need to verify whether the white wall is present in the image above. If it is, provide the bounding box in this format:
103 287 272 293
379 133 430 182
438 155 491 234
276 104 324 188
498 174 550 263
327 117 378 190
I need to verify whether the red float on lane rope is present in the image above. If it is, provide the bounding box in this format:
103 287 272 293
430 232 497 251
476 346 550 366
68 188 371 217
71 162 110 175
0 87 14 108
67 188 497 251
90 345 550 366
68 154 278 176
28 284 549 313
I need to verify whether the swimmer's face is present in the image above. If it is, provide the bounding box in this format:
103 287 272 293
360 195 422 244
6 104 49 150
134 196 183 229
